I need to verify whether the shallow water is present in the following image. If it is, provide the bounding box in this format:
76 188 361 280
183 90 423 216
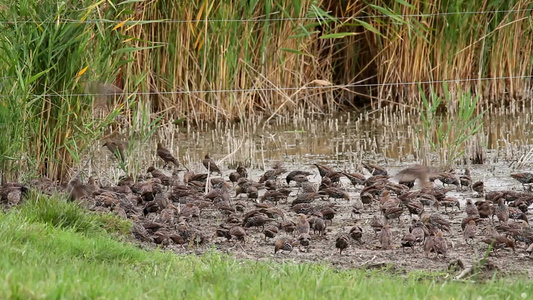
85 106 533 186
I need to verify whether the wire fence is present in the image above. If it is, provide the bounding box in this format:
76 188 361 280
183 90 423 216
0 75 531 98
0 8 532 24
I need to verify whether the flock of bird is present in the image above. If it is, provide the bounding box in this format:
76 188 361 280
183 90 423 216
2 142 533 266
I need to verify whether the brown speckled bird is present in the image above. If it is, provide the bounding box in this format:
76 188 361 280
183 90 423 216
363 163 388 176
156 143 181 168
424 230 447 258
472 181 484 196
298 233 312 250
495 197 509 224
227 166 246 182
228 226 247 244
309 216 326 236
395 165 431 189
463 220 477 244
482 235 515 253
380 224 392 250
296 214 310 235
410 220 427 244
103 141 126 163
510 172 533 189
343 172 366 188
286 170 313 185
465 199 480 218
440 197 460 212
350 225 363 244
264 224 279 240
336 235 350 255
275 238 297 254
202 154 222 175
401 232 416 250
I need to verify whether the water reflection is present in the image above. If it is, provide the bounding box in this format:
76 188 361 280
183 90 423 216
84 107 533 191
163 108 533 169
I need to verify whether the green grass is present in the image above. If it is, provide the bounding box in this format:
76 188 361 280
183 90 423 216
0 193 531 299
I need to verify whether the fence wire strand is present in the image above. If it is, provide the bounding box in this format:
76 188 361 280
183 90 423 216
0 75 531 98
0 8 532 24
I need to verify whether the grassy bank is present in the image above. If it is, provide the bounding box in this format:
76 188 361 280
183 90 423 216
0 193 531 299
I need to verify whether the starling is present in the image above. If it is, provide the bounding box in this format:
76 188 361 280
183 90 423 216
364 175 390 187
424 230 447 258
336 235 350 255
403 199 424 219
319 177 333 190
261 180 275 190
395 165 431 189
465 199 480 218
472 181 484 196
103 141 126 163
475 200 494 219
510 172 533 189
281 220 297 235
343 172 366 188
262 190 289 204
349 225 363 244
380 224 392 250
319 187 350 201
203 154 222 175
422 213 451 233
401 233 416 250
439 197 460 212
286 170 313 185
351 197 364 218
246 186 259 202
482 235 515 253
296 214 310 235
384 206 404 224
229 226 247 244
243 213 272 230
229 171 241 184
320 206 336 224
459 169 472 190
363 163 388 176
264 224 279 240
259 162 286 183
147 166 172 186
215 228 232 241
463 220 477 244
410 220 427 244
433 230 448 257
236 166 248 177
324 171 343 183
508 207 528 223
131 222 154 243
298 233 312 249
495 197 509 224
274 238 296 254
309 216 326 236
291 192 320 206
156 143 181 168
314 163 336 177
437 172 460 188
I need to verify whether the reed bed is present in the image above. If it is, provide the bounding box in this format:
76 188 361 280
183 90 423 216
1 0 533 180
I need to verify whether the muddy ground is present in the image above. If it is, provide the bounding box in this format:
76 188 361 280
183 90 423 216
5 159 532 278
151 163 533 277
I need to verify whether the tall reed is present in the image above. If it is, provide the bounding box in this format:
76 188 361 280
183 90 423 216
0 0 149 181
1 0 532 181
